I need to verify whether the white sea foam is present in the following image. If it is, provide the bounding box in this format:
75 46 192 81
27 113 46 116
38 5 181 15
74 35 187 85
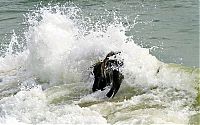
0 86 108 124
0 4 198 124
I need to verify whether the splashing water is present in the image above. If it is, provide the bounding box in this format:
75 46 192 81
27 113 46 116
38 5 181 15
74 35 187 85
0 4 199 124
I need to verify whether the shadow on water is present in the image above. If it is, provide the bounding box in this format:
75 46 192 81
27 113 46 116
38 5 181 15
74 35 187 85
78 85 145 107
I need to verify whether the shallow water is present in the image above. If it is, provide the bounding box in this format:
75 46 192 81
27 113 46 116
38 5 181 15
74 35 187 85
0 0 199 124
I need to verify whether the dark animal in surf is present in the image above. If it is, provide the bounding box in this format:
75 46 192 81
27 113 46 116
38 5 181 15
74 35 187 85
92 51 124 98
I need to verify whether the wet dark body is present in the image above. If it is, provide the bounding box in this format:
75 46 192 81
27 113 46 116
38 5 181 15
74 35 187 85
92 52 124 98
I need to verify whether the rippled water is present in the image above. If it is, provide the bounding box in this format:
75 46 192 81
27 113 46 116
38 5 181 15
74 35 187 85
0 0 199 67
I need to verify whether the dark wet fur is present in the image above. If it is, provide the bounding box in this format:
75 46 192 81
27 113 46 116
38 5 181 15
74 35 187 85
92 51 124 98
92 62 107 92
106 69 124 98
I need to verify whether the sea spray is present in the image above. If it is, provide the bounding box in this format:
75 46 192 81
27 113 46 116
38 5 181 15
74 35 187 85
0 3 199 124
24 3 130 87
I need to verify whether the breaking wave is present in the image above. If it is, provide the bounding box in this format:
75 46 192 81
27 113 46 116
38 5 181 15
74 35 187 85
0 3 199 124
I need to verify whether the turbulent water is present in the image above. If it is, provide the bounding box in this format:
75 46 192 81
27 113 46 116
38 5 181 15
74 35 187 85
0 0 199 124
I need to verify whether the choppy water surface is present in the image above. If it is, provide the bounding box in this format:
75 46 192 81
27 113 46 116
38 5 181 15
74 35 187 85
0 0 199 124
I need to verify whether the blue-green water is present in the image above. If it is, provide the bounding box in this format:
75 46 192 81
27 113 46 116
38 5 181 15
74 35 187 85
0 0 199 67
0 0 199 124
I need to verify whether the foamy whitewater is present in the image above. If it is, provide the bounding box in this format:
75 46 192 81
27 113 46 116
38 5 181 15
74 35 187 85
0 4 199 124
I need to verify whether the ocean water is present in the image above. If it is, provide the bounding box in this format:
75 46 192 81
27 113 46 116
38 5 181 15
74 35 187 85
0 0 199 124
